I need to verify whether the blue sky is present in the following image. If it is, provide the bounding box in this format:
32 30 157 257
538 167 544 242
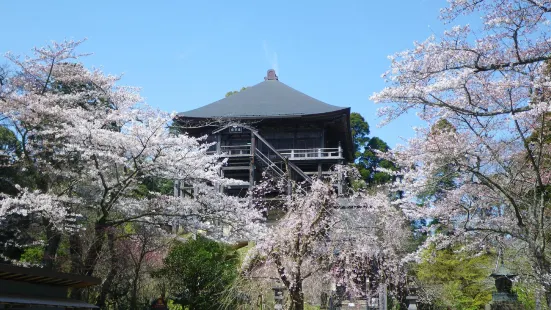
2 1 461 147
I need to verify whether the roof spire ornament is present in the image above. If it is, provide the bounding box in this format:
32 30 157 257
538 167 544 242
265 69 278 81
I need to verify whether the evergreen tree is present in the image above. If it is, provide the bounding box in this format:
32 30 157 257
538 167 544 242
350 112 396 186
415 246 494 310
156 236 239 310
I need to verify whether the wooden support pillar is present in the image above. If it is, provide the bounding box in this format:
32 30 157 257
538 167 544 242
379 284 388 310
220 170 224 194
173 180 180 197
285 159 293 195
248 133 256 208
216 134 221 154
249 133 256 193
317 163 322 178
337 157 344 195
337 171 343 196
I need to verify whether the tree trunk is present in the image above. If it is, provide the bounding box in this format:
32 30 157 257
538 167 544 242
42 221 61 268
83 221 107 276
533 250 551 310
68 232 84 300
289 282 304 310
97 229 117 309
69 233 83 274
545 285 551 310
130 261 143 310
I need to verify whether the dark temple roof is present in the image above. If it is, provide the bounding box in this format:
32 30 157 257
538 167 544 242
178 69 349 119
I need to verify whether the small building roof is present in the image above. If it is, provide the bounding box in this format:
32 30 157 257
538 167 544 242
178 70 349 119
0 264 101 309
491 262 517 278
0 294 99 309
0 263 101 288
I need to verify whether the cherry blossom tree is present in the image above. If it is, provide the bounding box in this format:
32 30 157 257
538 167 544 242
372 0 551 306
122 224 168 310
242 168 410 310
0 40 262 288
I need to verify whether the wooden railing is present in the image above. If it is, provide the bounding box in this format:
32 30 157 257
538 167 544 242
220 145 251 156
210 145 343 160
277 147 342 160
254 148 285 178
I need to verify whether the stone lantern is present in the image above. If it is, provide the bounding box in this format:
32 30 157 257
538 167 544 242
405 286 418 310
488 260 524 310
490 262 517 301
272 286 286 310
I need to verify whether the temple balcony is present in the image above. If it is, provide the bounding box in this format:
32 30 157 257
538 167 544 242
208 145 343 160
221 145 252 156
277 147 343 160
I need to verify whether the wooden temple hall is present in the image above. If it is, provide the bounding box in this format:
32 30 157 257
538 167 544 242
174 69 353 197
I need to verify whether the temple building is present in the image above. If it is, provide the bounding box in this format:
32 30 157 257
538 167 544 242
174 69 353 197
0 263 100 309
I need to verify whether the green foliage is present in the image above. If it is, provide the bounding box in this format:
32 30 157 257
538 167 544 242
514 284 538 310
19 246 43 264
350 112 370 157
0 126 19 157
225 87 248 97
416 246 493 310
235 241 254 263
431 118 456 135
167 299 183 310
360 136 395 184
0 125 22 195
417 164 457 201
155 236 239 310
350 112 396 186
0 125 36 262
133 177 174 198
504 247 545 310
123 222 136 235
406 219 429 252
350 178 368 191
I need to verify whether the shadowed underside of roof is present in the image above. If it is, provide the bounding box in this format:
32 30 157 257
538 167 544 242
0 263 101 288
0 294 99 309
0 264 101 308
178 70 349 119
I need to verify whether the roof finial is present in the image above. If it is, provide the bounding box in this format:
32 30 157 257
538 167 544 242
265 69 278 81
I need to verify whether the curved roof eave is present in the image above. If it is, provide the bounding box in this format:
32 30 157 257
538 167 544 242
177 78 349 119
175 108 350 121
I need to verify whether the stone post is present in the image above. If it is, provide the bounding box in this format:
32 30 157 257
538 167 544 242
272 287 285 310
378 284 387 310
405 286 417 310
